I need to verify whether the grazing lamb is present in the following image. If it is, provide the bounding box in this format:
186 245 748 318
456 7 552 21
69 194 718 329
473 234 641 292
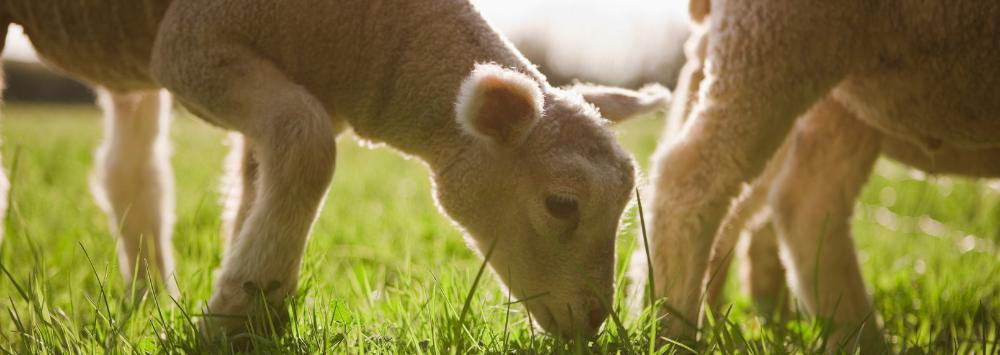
641 0 1000 351
0 0 671 339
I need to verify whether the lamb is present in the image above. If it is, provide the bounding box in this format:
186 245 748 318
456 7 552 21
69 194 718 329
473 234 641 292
0 0 672 339
641 0 1000 351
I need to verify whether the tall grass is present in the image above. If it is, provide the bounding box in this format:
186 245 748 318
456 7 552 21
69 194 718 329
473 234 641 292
1 104 998 353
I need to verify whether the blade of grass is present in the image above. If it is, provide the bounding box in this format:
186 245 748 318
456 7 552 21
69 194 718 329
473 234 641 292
4 145 20 224
635 189 663 354
456 237 498 348
0 261 29 302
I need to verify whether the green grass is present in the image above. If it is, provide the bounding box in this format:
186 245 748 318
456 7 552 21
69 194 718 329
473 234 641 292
1 104 998 353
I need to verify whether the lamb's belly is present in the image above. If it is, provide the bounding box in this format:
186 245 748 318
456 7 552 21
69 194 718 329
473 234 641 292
833 56 1000 149
10 0 171 91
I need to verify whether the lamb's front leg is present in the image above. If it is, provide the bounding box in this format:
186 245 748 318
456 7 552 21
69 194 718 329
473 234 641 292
646 2 856 340
152 40 335 338
91 89 176 296
705 140 791 317
208 111 332 338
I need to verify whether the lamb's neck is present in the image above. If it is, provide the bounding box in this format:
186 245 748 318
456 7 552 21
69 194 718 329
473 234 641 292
350 1 546 170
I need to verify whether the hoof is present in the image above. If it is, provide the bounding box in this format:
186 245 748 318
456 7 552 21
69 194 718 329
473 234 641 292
198 279 291 349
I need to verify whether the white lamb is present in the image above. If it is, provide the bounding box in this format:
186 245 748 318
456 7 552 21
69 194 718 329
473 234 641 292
0 0 671 339
641 0 1000 351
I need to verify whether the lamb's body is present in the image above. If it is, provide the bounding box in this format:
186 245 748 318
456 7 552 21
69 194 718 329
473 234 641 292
645 0 1000 350
4 1 169 91
9 0 534 150
1 0 662 340
835 2 1000 148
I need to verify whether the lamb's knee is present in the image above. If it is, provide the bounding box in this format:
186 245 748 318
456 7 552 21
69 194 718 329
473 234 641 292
98 90 171 147
250 107 336 186
769 165 851 237
769 183 807 232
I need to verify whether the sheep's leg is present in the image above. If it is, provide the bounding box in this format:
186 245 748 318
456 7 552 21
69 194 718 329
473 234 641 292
91 89 177 296
702 182 767 310
625 23 708 316
705 140 790 314
662 25 707 139
0 141 6 245
667 20 792 318
647 2 857 339
219 133 258 246
626 24 709 316
153 43 335 337
206 90 333 336
0 21 9 245
739 217 790 321
770 97 884 351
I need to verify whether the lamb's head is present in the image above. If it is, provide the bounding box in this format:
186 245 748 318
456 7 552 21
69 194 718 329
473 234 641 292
433 64 667 338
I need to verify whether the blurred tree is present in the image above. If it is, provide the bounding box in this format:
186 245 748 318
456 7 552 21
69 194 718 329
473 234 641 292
4 60 94 103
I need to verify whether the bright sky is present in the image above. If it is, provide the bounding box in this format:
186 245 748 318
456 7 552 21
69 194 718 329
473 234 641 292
4 25 36 62
472 0 689 85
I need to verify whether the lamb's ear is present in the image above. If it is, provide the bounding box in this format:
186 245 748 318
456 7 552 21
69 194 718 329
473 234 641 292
456 64 544 146
569 83 672 123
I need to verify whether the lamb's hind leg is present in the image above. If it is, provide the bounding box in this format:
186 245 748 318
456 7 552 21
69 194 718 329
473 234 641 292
91 89 176 296
739 215 790 320
769 97 884 351
153 40 335 337
0 20 10 245
0 142 7 244
0 134 6 245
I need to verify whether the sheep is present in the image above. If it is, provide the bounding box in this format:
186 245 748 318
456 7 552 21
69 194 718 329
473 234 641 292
641 0 1000 351
0 0 672 339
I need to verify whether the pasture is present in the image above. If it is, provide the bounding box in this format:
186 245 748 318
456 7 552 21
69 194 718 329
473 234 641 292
1 104 999 353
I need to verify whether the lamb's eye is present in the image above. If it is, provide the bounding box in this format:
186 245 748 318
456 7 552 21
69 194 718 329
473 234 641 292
545 195 579 220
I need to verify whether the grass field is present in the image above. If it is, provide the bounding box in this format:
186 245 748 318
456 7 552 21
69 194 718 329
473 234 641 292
1 104 999 354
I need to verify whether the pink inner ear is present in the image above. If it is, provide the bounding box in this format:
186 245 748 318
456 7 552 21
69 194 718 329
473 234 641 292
474 78 535 145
